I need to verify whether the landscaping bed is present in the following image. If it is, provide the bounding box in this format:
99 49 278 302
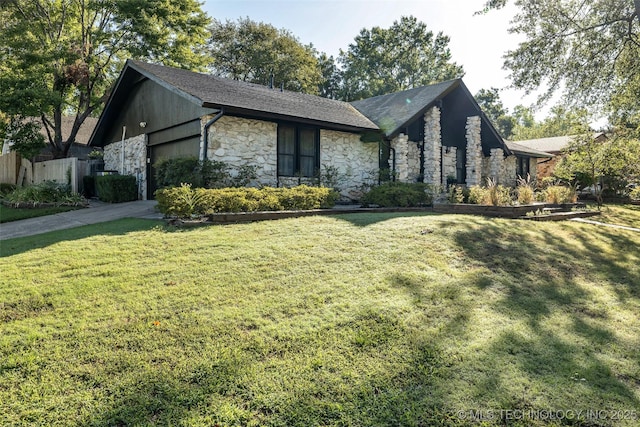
433 202 589 219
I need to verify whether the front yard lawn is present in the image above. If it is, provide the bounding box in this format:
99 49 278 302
1 208 639 426
597 204 640 229
0 204 80 223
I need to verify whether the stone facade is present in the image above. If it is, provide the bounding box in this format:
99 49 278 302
423 107 442 186
204 115 377 200
320 129 378 200
390 133 410 182
465 116 483 187
104 134 147 199
441 146 457 188
204 115 278 187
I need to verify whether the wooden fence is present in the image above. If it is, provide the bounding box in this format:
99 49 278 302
0 153 87 193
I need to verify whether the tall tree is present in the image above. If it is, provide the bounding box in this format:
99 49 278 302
511 106 591 141
475 88 516 139
338 16 464 101
0 0 209 159
207 18 322 94
480 0 640 118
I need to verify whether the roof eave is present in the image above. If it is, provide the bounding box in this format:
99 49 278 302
203 103 379 133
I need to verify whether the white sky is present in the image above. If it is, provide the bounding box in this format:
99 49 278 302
202 0 545 116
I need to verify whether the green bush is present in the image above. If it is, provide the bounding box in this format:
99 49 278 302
155 185 338 218
155 157 228 189
95 175 137 203
467 186 487 205
4 181 84 206
82 176 96 198
544 185 577 204
361 182 433 207
155 157 260 189
467 180 512 206
630 187 640 201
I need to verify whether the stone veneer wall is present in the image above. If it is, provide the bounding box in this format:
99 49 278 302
205 115 378 200
205 115 278 187
104 134 147 199
502 156 518 186
441 146 457 188
320 129 378 200
423 107 442 186
390 133 409 182
465 116 483 187
488 148 504 184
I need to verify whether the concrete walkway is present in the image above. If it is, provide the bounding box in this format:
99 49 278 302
0 200 162 241
570 217 640 233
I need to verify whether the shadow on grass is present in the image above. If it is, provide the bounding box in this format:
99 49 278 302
0 219 166 257
82 353 246 427
331 211 437 227
443 217 640 411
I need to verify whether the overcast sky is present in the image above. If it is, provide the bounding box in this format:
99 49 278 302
202 0 546 116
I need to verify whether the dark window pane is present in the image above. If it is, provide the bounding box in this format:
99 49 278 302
278 126 295 154
300 156 316 177
279 154 295 176
299 129 316 156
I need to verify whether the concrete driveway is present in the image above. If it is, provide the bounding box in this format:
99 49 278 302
0 200 162 241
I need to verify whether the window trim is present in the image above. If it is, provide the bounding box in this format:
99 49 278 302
277 123 320 177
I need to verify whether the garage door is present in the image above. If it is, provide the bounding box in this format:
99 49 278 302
147 136 201 198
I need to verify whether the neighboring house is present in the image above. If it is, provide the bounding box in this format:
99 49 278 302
89 60 537 200
504 141 554 182
514 133 607 178
2 117 98 161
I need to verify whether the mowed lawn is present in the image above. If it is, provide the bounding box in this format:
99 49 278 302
1 208 639 426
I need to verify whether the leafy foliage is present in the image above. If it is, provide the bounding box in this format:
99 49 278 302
156 185 338 218
4 181 85 206
1 116 46 159
481 0 640 120
338 16 464 100
554 133 640 205
360 182 434 207
475 88 516 139
0 0 209 158
207 18 322 94
95 175 138 203
154 157 259 189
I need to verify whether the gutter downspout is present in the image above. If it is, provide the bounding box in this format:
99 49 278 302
202 109 224 160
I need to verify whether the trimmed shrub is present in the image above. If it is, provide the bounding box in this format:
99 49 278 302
83 175 96 198
155 184 338 218
361 182 433 207
96 175 137 203
155 157 228 189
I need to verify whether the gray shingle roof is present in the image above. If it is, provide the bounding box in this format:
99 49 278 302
512 133 606 153
350 80 459 136
128 60 378 131
505 141 554 158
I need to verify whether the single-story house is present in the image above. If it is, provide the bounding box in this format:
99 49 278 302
88 60 547 200
1 116 98 161
514 133 607 178
504 141 554 181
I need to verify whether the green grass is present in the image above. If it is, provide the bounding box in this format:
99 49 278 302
0 204 80 223
1 210 639 426
597 204 640 229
